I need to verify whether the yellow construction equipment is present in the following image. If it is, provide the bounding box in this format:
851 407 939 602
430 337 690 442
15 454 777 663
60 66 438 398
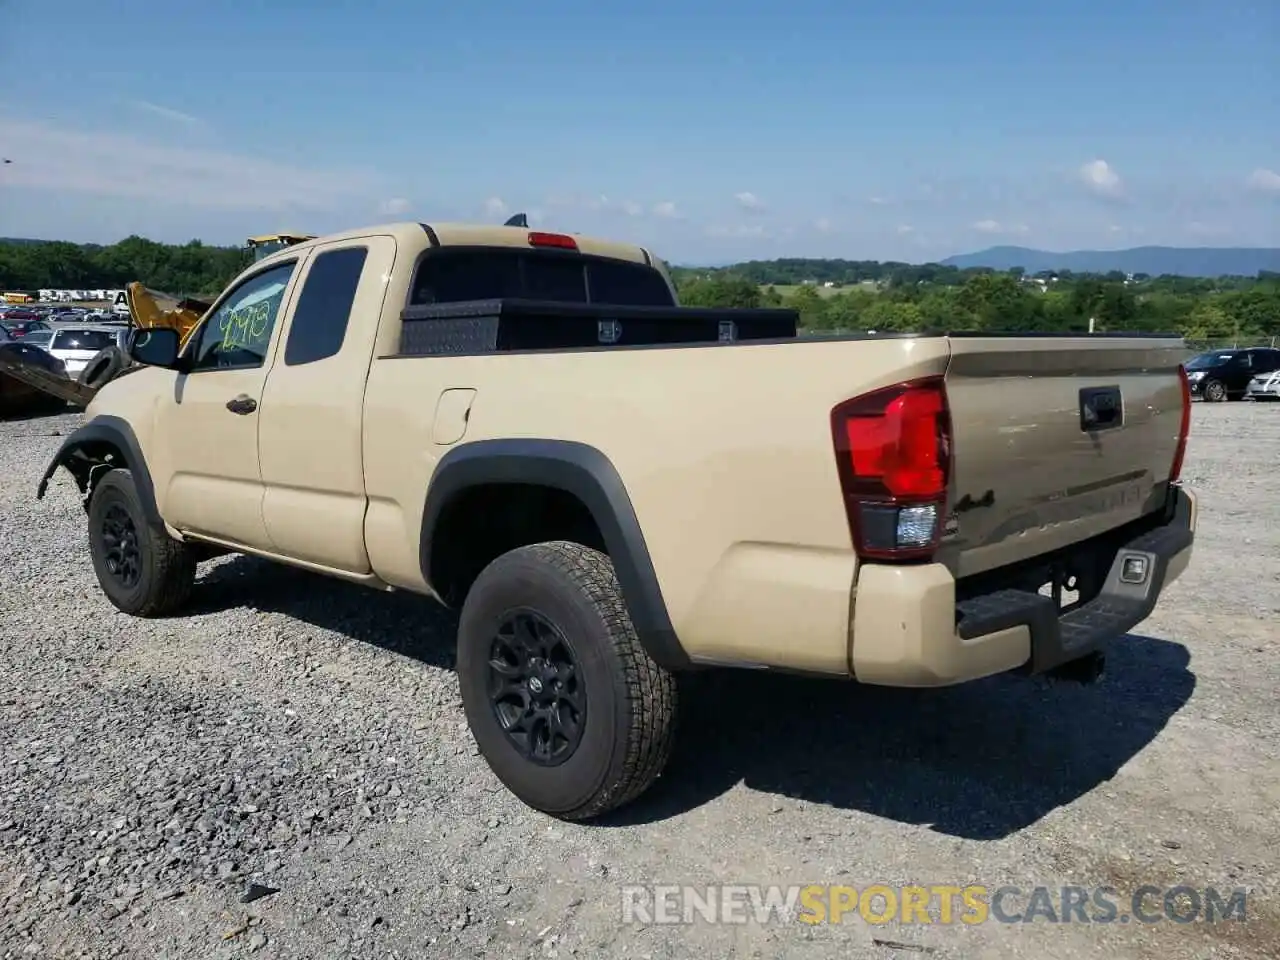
125 283 213 348
247 233 315 262
126 234 315 347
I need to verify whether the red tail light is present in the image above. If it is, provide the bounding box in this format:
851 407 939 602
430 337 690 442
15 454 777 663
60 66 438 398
831 377 952 561
527 231 578 250
1169 363 1192 483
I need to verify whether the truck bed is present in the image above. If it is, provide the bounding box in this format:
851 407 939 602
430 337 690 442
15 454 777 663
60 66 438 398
366 324 1187 616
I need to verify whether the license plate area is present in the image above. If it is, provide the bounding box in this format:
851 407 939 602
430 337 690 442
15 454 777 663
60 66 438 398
1079 385 1123 432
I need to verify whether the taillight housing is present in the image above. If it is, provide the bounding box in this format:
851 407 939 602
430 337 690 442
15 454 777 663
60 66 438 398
1169 363 1192 483
831 376 952 561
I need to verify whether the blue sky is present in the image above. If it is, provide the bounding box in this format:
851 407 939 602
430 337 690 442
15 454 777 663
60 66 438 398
2 0 1277 264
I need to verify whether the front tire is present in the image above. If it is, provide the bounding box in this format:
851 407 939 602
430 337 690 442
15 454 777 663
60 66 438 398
1202 378 1227 402
87 468 197 617
456 541 678 820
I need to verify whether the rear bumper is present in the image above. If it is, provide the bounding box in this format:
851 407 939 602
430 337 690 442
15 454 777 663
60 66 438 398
850 485 1196 687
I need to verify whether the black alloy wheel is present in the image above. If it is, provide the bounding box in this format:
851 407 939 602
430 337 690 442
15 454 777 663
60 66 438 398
100 502 142 589
487 609 586 766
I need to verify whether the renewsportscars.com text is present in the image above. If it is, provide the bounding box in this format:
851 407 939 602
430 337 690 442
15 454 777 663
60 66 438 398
620 884 1249 926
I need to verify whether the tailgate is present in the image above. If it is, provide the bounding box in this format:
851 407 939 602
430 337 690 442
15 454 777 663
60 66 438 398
939 335 1187 578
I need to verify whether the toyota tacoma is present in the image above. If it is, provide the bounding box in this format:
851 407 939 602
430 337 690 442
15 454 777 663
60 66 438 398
38 220 1197 819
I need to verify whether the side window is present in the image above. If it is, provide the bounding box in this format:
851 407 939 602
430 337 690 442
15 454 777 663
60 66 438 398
187 262 296 371
284 247 369 365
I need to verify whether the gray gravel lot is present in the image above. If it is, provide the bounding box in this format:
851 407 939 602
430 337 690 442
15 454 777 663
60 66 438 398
1 402 1277 960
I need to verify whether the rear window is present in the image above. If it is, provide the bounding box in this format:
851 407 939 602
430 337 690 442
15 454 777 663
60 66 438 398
51 329 118 351
409 249 674 307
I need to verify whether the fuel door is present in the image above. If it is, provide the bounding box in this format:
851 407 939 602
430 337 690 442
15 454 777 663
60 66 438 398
432 388 476 446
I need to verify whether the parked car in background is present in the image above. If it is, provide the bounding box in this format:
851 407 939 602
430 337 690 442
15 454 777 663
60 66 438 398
0 317 53 339
18 329 55 351
1246 367 1280 401
0 338 71 417
46 326 129 380
1185 347 1280 402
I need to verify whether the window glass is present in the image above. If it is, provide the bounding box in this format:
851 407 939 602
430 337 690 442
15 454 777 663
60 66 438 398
586 258 675 306
409 250 674 307
51 329 117 351
284 247 368 365
524 255 588 302
188 262 295 371
411 250 523 303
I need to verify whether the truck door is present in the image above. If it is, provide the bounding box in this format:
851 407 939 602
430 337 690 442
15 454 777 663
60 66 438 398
154 257 304 549
257 235 397 573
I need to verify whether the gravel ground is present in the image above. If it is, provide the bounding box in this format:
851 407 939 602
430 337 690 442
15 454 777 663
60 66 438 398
1 402 1277 960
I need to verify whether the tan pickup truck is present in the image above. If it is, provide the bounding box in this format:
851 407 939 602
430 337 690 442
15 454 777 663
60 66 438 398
38 220 1196 820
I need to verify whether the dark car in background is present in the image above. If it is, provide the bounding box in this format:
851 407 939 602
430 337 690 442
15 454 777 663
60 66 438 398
0 316 53 339
16 329 54 351
1185 347 1280 402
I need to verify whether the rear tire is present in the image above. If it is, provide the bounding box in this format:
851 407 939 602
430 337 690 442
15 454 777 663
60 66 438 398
456 541 678 820
87 468 197 617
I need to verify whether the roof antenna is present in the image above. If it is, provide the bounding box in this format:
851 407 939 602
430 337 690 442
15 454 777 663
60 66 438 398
504 212 528 228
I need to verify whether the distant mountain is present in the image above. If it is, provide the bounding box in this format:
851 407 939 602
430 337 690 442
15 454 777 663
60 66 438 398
940 245 1280 277
0 237 46 245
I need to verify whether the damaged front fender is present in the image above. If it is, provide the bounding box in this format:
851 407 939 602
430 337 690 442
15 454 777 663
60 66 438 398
37 415 163 525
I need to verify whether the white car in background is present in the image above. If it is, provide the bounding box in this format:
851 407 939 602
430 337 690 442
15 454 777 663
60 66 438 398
1246 369 1280 401
46 325 129 380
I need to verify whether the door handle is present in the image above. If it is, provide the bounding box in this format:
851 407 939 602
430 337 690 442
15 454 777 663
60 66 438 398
226 394 257 415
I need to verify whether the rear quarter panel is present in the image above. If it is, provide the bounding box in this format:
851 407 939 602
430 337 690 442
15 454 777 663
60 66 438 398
362 337 951 672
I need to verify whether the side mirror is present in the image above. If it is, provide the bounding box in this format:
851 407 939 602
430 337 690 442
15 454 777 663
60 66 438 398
128 327 182 368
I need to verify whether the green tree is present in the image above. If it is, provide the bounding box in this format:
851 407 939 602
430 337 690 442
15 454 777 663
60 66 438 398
784 284 829 329
676 275 762 309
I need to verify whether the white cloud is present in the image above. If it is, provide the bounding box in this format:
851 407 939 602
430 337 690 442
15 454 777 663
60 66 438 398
651 201 679 218
377 197 412 216
896 224 914 235
1245 168 1280 194
705 224 768 238
127 99 203 127
972 219 1029 236
482 196 508 217
0 117 376 210
813 217 834 233
734 191 764 212
1078 159 1124 199
620 200 644 217
867 196 891 205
